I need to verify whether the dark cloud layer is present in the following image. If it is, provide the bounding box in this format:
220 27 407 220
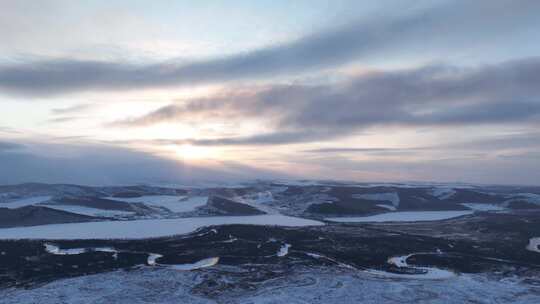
1 0 539 96
0 140 286 185
115 57 540 146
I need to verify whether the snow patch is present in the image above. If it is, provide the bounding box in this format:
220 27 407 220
106 195 207 213
430 187 456 200
147 253 163 266
277 244 291 257
235 193 277 214
44 243 117 255
379 252 455 279
326 211 473 223
168 257 219 270
526 237 540 253
376 204 397 211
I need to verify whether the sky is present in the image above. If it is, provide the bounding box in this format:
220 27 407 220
1 0 539 185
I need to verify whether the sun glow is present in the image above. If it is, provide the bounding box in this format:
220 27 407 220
173 144 217 160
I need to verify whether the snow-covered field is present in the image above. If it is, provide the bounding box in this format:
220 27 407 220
1 267 538 304
0 215 323 240
0 196 52 209
326 211 473 223
107 195 208 213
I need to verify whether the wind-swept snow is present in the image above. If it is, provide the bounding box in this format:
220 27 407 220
326 211 473 223
2 267 538 304
106 195 207 213
277 244 291 257
1 196 52 209
169 257 219 270
376 204 397 211
365 268 455 280
147 253 219 270
381 252 455 279
526 237 540 253
0 215 324 240
352 192 400 207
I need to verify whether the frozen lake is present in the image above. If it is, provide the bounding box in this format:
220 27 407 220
326 211 473 223
0 215 323 240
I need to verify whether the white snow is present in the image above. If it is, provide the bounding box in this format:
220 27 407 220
106 195 208 213
1 196 52 209
387 254 411 267
0 215 324 240
44 243 117 255
235 193 277 214
277 244 291 257
147 253 163 266
44 243 86 255
168 257 219 270
526 237 540 253
381 252 455 279
3 267 538 304
430 187 456 200
376 204 397 211
42 205 135 217
352 192 400 207
365 267 455 280
326 211 473 223
243 191 274 204
461 203 505 212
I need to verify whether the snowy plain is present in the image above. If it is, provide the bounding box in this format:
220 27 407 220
106 195 208 213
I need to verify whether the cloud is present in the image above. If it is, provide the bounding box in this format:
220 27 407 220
1 0 539 96
0 139 287 185
113 57 540 145
51 103 95 115
301 147 426 155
